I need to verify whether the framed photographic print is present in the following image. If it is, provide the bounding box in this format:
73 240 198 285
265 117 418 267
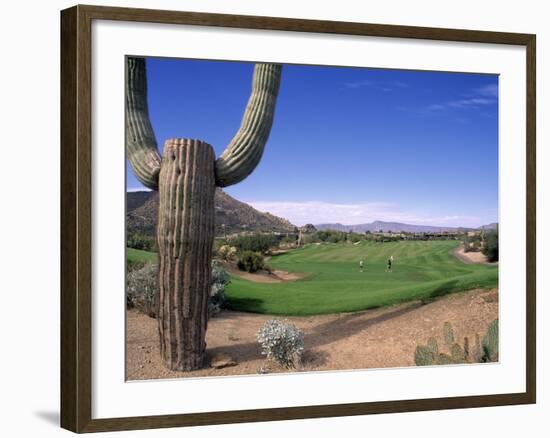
60 4 536 433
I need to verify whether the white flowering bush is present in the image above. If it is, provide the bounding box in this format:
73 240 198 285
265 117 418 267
126 263 158 317
209 261 230 317
126 261 230 318
257 319 305 368
218 244 238 261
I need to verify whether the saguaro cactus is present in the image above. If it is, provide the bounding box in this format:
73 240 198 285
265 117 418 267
126 58 162 190
126 57 282 371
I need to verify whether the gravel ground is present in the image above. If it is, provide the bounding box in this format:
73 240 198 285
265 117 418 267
126 288 498 380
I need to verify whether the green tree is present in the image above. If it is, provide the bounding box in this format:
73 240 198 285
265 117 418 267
482 228 499 262
229 233 279 253
237 251 265 273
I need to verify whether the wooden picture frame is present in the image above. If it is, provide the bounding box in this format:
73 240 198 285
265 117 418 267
60 4 536 433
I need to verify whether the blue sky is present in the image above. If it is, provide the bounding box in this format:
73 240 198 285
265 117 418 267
127 57 498 227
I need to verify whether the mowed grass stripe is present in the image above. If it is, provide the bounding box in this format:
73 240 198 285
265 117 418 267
226 240 497 315
127 247 157 263
125 241 498 316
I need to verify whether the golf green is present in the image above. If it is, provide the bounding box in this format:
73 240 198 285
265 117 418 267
225 240 498 315
127 247 157 264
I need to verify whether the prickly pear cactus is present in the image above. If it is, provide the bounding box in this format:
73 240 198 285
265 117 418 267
450 343 466 363
473 333 483 362
414 345 436 366
482 319 499 362
443 321 455 347
414 321 498 366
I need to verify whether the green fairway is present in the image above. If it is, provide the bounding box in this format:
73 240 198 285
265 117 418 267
127 247 157 264
225 240 498 316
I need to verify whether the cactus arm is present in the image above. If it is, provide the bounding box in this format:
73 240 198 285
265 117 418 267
126 57 162 190
215 63 282 187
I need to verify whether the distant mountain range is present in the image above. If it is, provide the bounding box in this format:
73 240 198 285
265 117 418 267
126 190 296 238
315 220 497 233
478 223 498 230
127 190 496 238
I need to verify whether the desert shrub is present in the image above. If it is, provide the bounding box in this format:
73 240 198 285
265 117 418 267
209 261 230 317
482 229 499 262
257 319 305 368
237 251 264 273
311 230 348 244
126 263 158 317
127 232 156 252
127 259 146 272
280 235 297 246
126 261 231 318
463 234 483 252
464 240 482 252
218 244 237 261
229 233 279 254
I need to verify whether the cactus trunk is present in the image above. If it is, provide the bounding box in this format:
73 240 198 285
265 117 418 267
156 138 216 371
126 57 282 372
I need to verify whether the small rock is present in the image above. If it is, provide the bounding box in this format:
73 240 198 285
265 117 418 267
210 353 237 369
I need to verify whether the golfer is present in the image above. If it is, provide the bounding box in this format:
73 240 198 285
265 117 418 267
386 256 393 272
359 259 364 272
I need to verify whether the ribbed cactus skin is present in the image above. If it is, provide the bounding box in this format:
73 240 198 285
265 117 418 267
215 64 282 187
157 139 216 371
126 57 162 190
125 58 282 371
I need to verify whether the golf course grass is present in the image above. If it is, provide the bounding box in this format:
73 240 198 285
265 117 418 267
226 240 498 316
127 247 157 264
125 240 498 316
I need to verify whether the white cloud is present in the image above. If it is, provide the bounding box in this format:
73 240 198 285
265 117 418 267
448 97 495 108
344 79 408 92
127 186 152 192
476 83 499 98
344 79 375 89
244 200 482 228
425 84 498 112
393 81 409 88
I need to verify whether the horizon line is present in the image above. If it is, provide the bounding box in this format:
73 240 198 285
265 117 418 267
126 189 497 229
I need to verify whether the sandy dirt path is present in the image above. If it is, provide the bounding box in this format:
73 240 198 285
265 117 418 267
221 261 305 283
453 247 497 265
127 288 498 380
